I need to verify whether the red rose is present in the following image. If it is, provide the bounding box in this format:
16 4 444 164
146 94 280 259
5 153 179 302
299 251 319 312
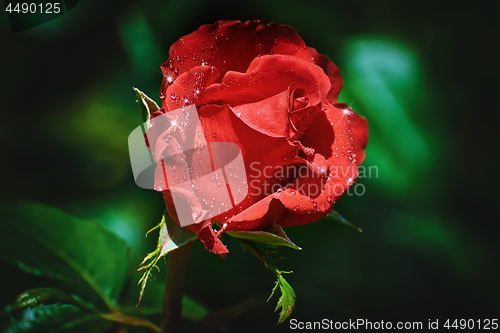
148 20 368 257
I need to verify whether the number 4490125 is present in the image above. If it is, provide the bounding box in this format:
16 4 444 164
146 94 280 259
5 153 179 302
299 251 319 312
444 319 498 330
5 3 61 14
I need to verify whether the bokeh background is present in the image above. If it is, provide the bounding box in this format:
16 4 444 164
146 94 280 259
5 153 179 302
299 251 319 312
1 0 498 332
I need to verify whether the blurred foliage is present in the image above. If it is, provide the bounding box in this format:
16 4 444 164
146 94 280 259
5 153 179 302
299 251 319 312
0 0 498 332
341 37 433 194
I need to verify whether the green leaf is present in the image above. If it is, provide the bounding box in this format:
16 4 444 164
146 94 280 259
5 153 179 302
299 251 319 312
225 225 301 250
133 87 159 130
11 288 79 317
1 303 111 333
137 210 197 305
326 210 362 233
9 288 161 332
268 271 296 325
0 203 130 311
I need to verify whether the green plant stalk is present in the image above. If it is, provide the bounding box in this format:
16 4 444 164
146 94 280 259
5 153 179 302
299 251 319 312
162 240 194 333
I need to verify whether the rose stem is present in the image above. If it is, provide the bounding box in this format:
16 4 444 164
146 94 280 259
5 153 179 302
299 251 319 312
162 240 194 333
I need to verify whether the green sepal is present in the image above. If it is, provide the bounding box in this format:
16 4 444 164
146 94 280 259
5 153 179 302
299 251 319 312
327 210 362 233
133 87 159 130
225 225 301 250
137 210 197 305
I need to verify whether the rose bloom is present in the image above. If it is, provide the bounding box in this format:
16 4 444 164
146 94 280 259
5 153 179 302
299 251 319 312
147 20 368 257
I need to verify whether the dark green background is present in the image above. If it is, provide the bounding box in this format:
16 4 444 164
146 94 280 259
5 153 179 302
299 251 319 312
0 0 498 332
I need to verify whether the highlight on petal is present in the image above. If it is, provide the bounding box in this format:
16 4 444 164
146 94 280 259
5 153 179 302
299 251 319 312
334 104 369 166
162 65 220 111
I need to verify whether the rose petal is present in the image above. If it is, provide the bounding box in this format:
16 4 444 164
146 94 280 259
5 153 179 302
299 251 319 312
161 20 315 87
335 105 369 166
274 104 359 227
226 196 287 231
246 54 331 103
232 83 322 141
278 208 331 228
308 47 343 102
197 221 229 257
350 112 368 166
162 65 220 111
198 55 326 108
